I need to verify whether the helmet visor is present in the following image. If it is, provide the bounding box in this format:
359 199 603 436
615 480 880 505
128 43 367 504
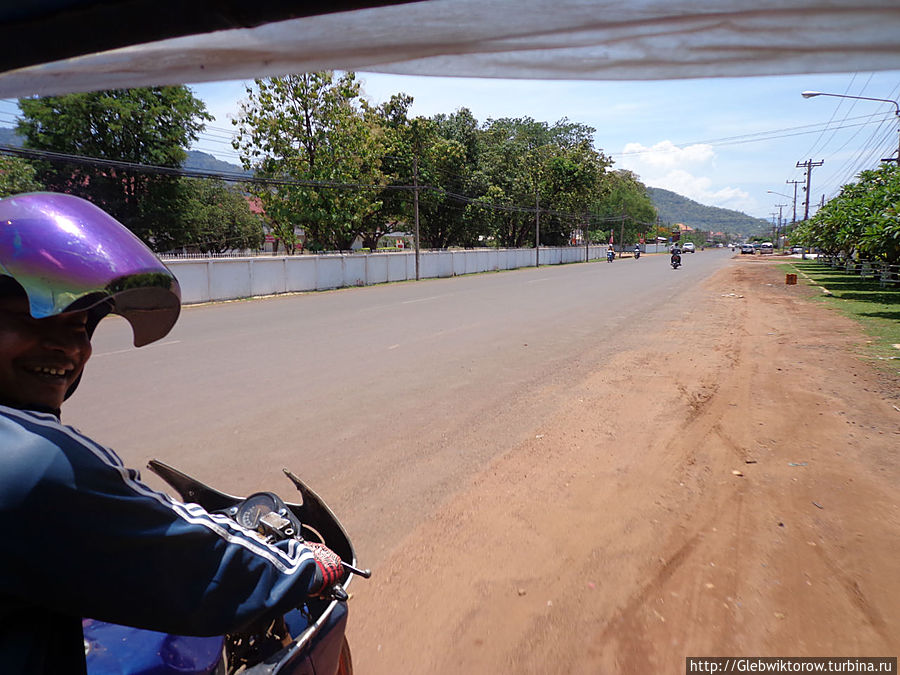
0 192 180 346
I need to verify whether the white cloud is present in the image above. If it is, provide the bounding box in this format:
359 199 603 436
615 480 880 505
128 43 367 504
621 140 714 169
617 141 755 213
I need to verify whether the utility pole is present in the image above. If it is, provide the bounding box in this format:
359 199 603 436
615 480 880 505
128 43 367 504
535 191 540 267
774 203 787 248
584 214 590 261
413 150 420 281
785 179 802 225
796 159 824 221
880 121 900 164
619 208 626 259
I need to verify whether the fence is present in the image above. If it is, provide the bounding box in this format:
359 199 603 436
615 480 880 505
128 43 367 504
816 255 900 288
165 245 608 305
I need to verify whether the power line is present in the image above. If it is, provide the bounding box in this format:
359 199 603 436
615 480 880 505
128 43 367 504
799 72 867 160
614 113 894 157
0 144 617 224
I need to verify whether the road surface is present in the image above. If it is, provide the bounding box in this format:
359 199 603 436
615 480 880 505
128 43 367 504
68 249 728 560
65 251 900 673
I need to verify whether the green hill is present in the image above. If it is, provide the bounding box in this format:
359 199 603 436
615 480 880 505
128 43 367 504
183 150 250 176
648 186 771 237
0 126 23 146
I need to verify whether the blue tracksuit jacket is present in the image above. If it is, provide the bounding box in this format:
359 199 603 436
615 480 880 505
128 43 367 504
0 404 319 674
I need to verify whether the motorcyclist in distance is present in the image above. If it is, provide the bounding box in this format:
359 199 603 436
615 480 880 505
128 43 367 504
670 243 682 267
0 192 344 674
607 244 615 262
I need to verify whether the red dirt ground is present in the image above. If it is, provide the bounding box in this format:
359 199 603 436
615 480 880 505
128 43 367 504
347 260 900 674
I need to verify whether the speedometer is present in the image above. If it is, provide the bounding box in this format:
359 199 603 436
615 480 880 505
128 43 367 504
235 492 280 530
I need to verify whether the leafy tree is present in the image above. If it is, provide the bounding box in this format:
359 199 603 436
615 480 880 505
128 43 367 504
0 155 43 197
358 93 416 249
470 116 611 248
232 72 386 252
17 87 210 248
472 117 545 247
414 115 479 248
795 163 900 263
177 179 264 253
591 170 656 245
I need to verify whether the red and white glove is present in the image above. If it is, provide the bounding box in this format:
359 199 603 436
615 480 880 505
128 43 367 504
308 542 343 597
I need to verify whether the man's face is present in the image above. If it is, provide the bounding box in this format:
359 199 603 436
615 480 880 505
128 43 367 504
0 293 92 412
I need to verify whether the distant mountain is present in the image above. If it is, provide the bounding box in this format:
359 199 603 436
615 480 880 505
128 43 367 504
0 126 23 146
648 186 771 237
184 150 250 176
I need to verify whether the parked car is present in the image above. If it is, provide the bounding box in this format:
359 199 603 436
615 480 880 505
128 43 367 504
759 242 774 254
790 245 803 254
682 242 696 253
741 243 755 254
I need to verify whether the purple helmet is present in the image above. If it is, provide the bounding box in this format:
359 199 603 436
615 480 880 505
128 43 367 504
0 192 181 347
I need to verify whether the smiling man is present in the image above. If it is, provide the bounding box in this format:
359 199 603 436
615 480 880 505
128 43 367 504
0 192 342 674
0 278 91 414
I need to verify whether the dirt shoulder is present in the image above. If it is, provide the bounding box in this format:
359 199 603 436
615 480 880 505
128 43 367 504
348 259 900 674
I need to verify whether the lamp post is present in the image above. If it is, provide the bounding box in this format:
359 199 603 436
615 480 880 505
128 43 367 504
802 90 900 164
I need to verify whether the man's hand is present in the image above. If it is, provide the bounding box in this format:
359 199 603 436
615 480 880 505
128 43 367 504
308 542 343 597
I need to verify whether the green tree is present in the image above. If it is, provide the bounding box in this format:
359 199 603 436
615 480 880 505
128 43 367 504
413 115 477 248
177 179 265 253
473 117 546 248
17 87 210 248
359 93 416 249
590 170 656 245
471 116 611 248
232 72 386 252
795 163 900 264
0 155 43 197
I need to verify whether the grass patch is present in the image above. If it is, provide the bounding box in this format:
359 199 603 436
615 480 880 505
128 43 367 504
782 261 900 372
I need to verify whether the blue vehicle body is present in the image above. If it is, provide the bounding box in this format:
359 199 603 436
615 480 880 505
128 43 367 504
82 461 360 675
84 603 349 675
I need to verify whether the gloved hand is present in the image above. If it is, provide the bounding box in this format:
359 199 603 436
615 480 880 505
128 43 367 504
308 542 343 597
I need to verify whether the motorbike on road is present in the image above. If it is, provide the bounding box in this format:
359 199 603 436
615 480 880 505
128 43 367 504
671 249 682 269
633 247 641 260
607 249 615 263
83 460 368 675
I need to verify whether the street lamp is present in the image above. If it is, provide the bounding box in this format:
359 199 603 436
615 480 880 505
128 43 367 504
801 90 900 164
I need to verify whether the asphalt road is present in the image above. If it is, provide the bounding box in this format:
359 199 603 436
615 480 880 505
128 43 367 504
66 248 731 564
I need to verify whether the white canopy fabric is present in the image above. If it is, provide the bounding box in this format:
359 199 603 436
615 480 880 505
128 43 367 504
1 0 900 98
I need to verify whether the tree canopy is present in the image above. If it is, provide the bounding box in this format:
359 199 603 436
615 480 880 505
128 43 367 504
232 72 386 252
0 155 43 198
793 163 900 264
17 87 211 248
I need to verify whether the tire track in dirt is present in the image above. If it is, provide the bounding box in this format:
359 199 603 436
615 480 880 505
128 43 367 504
348 260 900 675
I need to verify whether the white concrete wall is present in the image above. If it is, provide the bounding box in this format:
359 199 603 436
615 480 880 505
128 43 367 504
342 255 367 287
165 245 606 305
250 258 286 297
317 256 343 290
285 256 317 292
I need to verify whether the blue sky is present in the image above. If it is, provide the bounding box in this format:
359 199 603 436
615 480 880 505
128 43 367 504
4 70 900 221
